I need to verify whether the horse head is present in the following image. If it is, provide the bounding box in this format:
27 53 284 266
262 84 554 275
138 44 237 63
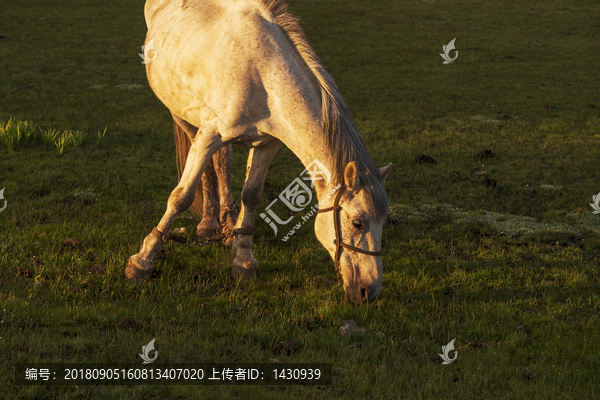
314 161 392 304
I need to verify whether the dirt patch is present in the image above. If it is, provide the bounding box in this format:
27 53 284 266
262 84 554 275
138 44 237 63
288 318 312 330
478 149 496 158
31 319 42 331
339 320 368 337
273 341 300 355
430 354 444 363
118 317 139 330
18 269 32 278
323 278 336 287
520 368 537 381
212 286 227 296
481 177 497 188
415 154 435 164
63 238 85 250
88 264 104 274
444 286 456 297
468 341 487 350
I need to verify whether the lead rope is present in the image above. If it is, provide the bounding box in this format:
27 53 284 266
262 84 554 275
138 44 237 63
150 201 253 252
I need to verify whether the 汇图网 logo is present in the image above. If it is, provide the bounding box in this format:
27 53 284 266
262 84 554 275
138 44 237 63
139 338 158 364
139 38 158 64
439 339 458 364
440 38 458 64
590 192 600 214
260 159 332 236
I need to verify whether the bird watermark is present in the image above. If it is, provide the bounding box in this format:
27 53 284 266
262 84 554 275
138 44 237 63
439 338 458 364
0 188 7 212
139 38 158 64
440 38 458 64
590 192 600 214
139 338 158 364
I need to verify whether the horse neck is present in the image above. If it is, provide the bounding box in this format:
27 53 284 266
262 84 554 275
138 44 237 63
261 48 357 201
275 123 346 205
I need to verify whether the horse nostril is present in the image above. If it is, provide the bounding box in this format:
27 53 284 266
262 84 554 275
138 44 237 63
359 286 369 301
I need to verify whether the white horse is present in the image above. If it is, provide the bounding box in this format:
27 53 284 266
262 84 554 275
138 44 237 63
126 0 392 303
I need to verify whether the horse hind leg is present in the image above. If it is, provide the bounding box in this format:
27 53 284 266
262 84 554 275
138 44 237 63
196 145 238 243
195 156 220 238
125 127 223 281
230 139 281 279
170 116 235 242
213 144 238 246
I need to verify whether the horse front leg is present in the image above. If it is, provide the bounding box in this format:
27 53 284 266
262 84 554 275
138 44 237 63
230 139 282 279
126 131 223 281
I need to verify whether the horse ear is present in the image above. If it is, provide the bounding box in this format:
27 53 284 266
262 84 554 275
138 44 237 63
344 161 361 191
378 163 393 182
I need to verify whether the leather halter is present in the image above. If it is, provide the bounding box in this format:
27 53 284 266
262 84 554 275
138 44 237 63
316 183 383 282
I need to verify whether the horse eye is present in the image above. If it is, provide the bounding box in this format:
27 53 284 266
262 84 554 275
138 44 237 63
352 221 364 230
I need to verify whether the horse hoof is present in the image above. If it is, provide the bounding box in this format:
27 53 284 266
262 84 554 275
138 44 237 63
196 227 218 239
125 255 153 281
196 219 219 239
231 258 258 279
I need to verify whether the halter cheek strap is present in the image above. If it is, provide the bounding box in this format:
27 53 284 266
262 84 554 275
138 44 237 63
316 183 383 282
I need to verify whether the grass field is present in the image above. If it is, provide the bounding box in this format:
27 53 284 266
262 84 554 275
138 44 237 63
1 0 600 398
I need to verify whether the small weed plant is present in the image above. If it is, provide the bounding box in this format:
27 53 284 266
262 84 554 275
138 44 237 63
0 118 36 149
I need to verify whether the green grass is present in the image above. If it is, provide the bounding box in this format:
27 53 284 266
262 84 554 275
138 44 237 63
0 118 93 154
1 0 600 398
0 119 36 150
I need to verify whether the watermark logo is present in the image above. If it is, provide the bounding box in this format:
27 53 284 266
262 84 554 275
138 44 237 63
590 192 600 214
139 338 158 364
260 159 336 238
440 38 458 64
139 38 158 64
0 188 6 212
439 338 458 364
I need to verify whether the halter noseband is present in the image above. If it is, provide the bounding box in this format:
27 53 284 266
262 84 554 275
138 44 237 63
316 183 383 282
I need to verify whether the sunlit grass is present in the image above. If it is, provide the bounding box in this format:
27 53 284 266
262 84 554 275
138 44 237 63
0 118 36 150
39 126 87 154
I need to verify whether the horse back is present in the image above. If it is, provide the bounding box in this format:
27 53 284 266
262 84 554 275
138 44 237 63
143 0 321 142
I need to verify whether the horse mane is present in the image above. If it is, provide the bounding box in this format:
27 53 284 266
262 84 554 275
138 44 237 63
258 0 388 219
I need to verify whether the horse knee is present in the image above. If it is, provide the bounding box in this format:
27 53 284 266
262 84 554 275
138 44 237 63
168 186 196 212
241 185 262 209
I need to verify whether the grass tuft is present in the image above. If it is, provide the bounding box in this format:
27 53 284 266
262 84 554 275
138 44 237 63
0 118 36 149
